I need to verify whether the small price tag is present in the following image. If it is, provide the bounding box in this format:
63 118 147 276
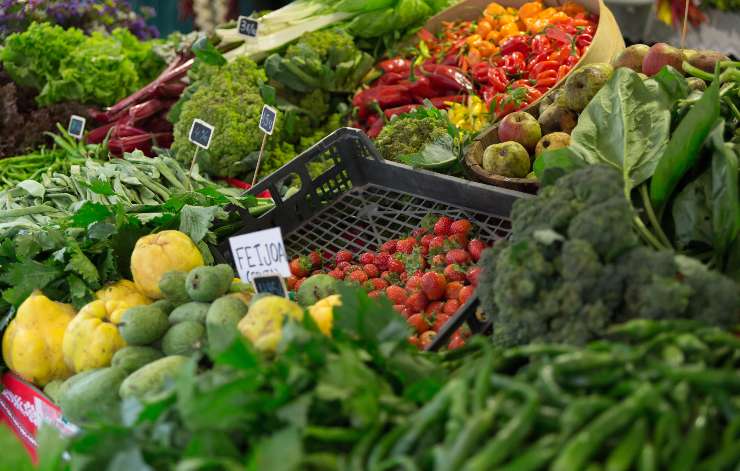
67 115 86 140
237 16 259 38
229 227 291 282
252 274 288 297
188 119 214 149
259 105 278 135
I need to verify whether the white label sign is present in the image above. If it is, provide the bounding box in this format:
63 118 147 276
68 115 86 139
229 227 290 282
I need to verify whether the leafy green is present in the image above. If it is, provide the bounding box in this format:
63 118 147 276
708 121 740 267
672 170 713 250
533 147 587 186
569 68 671 197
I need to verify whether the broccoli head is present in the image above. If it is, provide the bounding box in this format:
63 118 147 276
478 164 740 348
285 30 355 62
374 116 449 162
171 57 277 178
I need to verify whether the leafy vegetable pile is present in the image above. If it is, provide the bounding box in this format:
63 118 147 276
1 22 163 107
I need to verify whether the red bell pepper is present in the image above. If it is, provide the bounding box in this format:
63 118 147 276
377 58 411 75
421 63 474 94
378 72 407 86
500 36 530 57
408 75 438 101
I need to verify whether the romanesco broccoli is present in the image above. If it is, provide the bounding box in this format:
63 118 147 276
374 117 449 162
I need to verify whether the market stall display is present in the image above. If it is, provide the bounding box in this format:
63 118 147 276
0 0 738 468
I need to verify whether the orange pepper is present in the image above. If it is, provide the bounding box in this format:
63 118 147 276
477 40 496 56
506 7 518 14
518 1 543 19
525 18 548 33
484 2 506 16
498 14 517 24
476 19 493 38
466 34 482 46
548 11 571 23
467 47 482 66
486 30 501 43
499 22 519 37
562 1 587 16
537 7 557 19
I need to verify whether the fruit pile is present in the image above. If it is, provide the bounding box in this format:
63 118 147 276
287 216 490 349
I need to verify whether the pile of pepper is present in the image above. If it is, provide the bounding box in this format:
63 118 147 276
354 1 599 135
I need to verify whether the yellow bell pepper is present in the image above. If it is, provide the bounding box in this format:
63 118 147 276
2 292 75 386
63 300 127 373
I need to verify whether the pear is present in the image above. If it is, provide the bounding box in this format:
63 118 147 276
557 63 613 113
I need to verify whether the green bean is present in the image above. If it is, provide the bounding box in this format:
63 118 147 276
367 424 408 471
560 396 615 438
350 423 382 471
552 384 655 471
605 418 647 471
652 402 681 464
553 351 620 376
536 364 573 407
698 439 740 471
722 415 740 448
473 350 497 412
496 435 559 471
662 366 740 392
461 375 539 471
304 426 364 443
608 319 703 341
637 443 657 471
435 396 501 471
670 403 709 471
443 380 468 445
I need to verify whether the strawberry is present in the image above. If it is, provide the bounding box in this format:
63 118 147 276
448 333 465 350
433 313 451 331
434 216 452 236
359 252 376 265
446 248 471 265
388 259 405 273
458 285 474 304
289 257 311 277
381 240 398 254
431 254 446 267
445 281 464 301
286 276 299 290
443 264 467 282
400 271 409 283
294 278 305 290
443 299 460 314
425 301 443 315
421 271 447 301
420 234 434 248
336 261 351 272
328 269 344 280
419 330 437 348
405 273 423 292
381 270 400 285
396 237 416 254
406 291 429 312
386 285 408 305
448 233 469 248
308 250 322 268
408 335 421 348
375 253 392 271
346 264 363 273
429 235 447 253
368 290 382 299
393 304 406 314
363 263 380 278
467 266 482 286
336 250 353 263
412 227 428 239
468 239 485 262
450 219 473 235
407 313 429 334
367 278 387 291
346 270 368 284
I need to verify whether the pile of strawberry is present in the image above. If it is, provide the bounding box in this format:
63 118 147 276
287 216 492 349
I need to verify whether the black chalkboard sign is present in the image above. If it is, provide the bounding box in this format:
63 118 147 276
252 274 287 297
188 119 214 149
238 16 259 37
259 105 277 135
68 115 86 139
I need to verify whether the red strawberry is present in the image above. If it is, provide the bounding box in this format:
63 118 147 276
429 235 447 253
289 257 311 277
375 253 392 270
346 264 363 273
393 304 405 314
448 233 469 248
286 276 298 290
396 237 416 254
445 281 464 301
308 250 322 268
434 216 452 236
425 301 443 315
467 266 482 286
408 335 421 348
443 264 467 282
433 313 451 331
386 285 408 305
368 278 387 290
294 278 305 290
405 273 423 292
420 330 437 348
406 291 429 312
381 270 400 285
400 271 409 283
450 219 473 235
448 333 465 350
381 240 398 254
363 264 380 278
368 290 382 299
359 252 376 265
336 250 353 263
446 249 471 265
431 254 446 267
458 285 474 304
407 313 429 334
328 269 344 280
468 239 485 262
412 227 428 239
421 234 434 248
443 299 460 314
421 272 447 301
346 270 368 284
388 259 405 273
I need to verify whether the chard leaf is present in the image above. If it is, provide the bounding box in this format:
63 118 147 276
569 68 671 197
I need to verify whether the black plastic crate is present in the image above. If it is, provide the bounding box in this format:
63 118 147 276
215 128 526 350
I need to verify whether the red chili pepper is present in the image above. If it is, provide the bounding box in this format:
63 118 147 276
557 64 571 80
472 62 491 84
367 117 385 138
535 69 558 80
530 60 560 76
377 58 411 75
512 78 537 89
531 35 552 55
535 76 558 89
546 26 572 45
417 28 435 43
421 63 474 94
408 75 439 101
576 33 593 49
441 54 459 66
354 84 412 118
384 104 419 119
565 55 580 67
378 72 407 86
499 35 530 57
428 95 466 108
488 67 509 93
498 52 526 76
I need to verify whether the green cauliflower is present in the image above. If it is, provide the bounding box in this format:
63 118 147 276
479 164 740 348
375 116 449 162
171 57 288 179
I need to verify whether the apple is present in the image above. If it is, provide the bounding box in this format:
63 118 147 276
497 111 542 152
642 43 685 76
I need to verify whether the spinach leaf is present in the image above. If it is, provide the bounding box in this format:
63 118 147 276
708 121 740 266
649 66 690 105
569 68 671 197
533 147 587 186
672 170 713 250
650 74 721 208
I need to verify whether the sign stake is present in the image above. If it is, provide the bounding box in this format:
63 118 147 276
252 132 268 187
188 147 200 191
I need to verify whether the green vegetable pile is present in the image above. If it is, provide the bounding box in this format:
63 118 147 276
479 164 739 347
1 22 163 106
